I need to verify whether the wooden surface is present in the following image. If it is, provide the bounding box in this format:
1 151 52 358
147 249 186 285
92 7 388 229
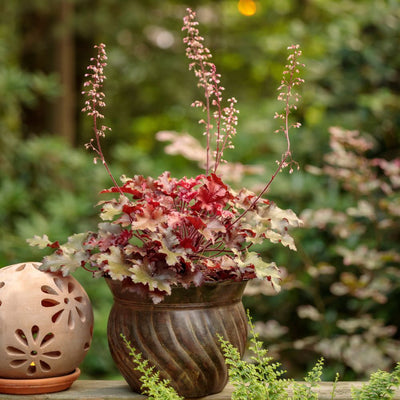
1 380 400 399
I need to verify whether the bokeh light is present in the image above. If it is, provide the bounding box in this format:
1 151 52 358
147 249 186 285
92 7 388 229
238 0 257 16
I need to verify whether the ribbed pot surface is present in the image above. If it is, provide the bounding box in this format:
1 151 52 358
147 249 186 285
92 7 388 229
106 279 248 398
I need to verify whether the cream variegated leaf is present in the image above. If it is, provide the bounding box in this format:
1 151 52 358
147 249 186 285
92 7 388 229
243 222 266 245
129 261 172 294
158 240 184 266
264 230 297 251
233 250 281 292
270 210 302 232
263 230 283 244
243 203 302 250
243 218 297 250
38 233 91 276
96 246 131 280
152 228 188 266
218 255 237 270
124 244 148 257
42 251 87 276
64 232 89 250
260 203 303 231
27 234 52 249
100 199 125 221
280 232 297 250
131 207 167 232
200 219 226 242
98 222 122 235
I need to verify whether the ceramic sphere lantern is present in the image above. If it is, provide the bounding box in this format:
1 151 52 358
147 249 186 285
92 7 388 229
0 262 94 394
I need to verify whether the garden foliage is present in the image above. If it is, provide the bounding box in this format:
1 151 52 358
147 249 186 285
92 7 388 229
250 126 400 378
122 313 400 399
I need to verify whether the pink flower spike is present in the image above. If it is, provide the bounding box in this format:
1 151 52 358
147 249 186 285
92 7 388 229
81 44 123 196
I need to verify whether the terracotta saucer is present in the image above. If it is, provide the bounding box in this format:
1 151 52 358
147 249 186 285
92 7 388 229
0 368 80 395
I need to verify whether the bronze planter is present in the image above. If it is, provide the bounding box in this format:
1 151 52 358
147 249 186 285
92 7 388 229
106 279 248 398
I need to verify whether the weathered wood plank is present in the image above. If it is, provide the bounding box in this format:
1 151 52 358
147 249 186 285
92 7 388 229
0 380 400 399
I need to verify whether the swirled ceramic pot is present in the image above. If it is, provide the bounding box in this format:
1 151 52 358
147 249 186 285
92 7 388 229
0 262 93 382
106 278 248 398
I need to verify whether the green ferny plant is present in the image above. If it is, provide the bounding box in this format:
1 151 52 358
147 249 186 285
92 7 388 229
121 334 184 400
291 358 324 400
121 313 400 400
218 311 324 400
351 362 400 400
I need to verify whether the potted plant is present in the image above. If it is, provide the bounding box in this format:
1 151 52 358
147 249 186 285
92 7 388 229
30 8 304 398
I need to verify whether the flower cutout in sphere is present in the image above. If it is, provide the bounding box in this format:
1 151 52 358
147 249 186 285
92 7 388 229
6 325 61 376
0 262 94 379
40 276 88 329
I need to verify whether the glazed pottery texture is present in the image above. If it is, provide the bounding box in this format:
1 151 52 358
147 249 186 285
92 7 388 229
0 262 94 379
106 279 248 398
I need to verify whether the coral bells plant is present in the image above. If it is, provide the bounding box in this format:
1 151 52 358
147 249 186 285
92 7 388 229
29 8 304 303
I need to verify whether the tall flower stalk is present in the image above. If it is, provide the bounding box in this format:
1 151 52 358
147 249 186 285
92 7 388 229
183 8 304 222
182 9 239 175
81 43 122 196
235 45 305 223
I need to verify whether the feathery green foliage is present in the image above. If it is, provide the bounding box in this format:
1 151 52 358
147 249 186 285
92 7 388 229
121 313 400 400
351 363 400 400
218 311 326 400
291 358 324 400
218 312 288 399
121 334 183 400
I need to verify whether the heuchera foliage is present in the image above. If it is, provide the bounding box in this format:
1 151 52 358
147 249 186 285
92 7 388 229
29 8 303 303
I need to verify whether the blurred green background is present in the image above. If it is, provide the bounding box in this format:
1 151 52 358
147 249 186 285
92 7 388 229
1 0 399 380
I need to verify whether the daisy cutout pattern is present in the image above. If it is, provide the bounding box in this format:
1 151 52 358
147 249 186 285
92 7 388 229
6 325 61 375
41 277 88 329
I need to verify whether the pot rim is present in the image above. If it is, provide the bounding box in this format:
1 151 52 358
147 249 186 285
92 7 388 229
105 277 248 308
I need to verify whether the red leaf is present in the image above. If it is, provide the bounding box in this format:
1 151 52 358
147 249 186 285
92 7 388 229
101 179 146 198
186 216 206 229
179 238 198 252
122 204 137 214
193 174 233 213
